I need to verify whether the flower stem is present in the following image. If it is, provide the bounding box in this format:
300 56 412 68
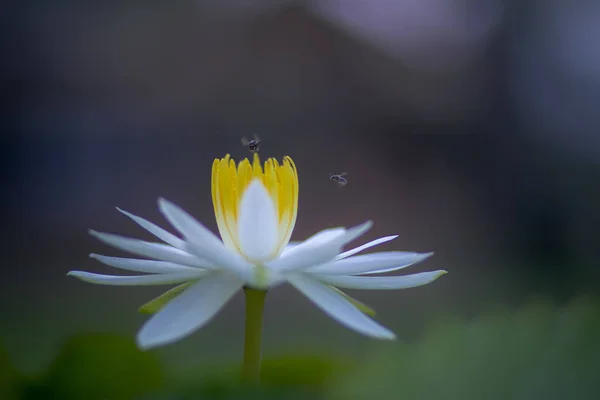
242 287 267 385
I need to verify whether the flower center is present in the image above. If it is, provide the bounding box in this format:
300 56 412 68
211 153 298 260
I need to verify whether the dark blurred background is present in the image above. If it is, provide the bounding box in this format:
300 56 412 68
2 1 600 399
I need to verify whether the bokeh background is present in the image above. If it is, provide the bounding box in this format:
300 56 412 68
2 1 600 399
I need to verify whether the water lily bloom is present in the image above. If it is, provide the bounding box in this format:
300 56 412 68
68 154 446 349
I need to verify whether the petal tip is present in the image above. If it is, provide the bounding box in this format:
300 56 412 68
248 177 265 187
135 335 155 351
136 326 178 351
157 197 176 216
115 206 133 217
355 220 374 236
374 329 397 341
240 179 270 205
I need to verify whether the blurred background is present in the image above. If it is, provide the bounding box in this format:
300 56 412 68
2 0 600 399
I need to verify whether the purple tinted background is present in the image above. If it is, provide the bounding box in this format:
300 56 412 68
1 0 599 374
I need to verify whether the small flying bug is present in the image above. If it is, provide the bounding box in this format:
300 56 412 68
241 134 261 153
329 172 348 187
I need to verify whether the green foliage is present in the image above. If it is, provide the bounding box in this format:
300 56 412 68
0 342 23 400
9 296 600 399
260 354 350 388
332 296 600 400
162 354 350 400
22 333 164 400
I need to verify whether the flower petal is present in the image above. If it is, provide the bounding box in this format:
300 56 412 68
237 180 279 261
117 207 185 249
342 220 374 245
183 242 251 282
158 198 251 280
276 228 345 263
336 235 398 260
296 228 347 247
288 274 395 339
280 241 302 257
311 270 447 289
271 221 373 272
307 251 433 275
90 254 197 274
89 230 209 268
66 270 208 285
158 198 224 248
136 273 242 349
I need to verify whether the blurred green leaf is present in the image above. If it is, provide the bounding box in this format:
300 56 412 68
139 283 192 314
35 333 164 400
0 342 23 400
261 354 350 388
332 296 600 400
165 353 351 400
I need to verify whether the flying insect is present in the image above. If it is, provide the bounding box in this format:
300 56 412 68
329 172 348 187
241 134 261 153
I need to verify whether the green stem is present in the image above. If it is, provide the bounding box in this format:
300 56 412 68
242 287 267 385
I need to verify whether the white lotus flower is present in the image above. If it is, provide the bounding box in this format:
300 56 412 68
68 154 446 349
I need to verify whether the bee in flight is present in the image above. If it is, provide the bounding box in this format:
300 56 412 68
329 172 348 187
241 134 261 153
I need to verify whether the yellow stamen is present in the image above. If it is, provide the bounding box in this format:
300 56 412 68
211 153 299 258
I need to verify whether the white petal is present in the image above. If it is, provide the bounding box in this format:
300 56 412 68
183 242 251 282
237 180 279 261
280 241 302 257
308 251 433 275
336 235 398 260
158 198 223 248
282 225 368 257
270 238 343 272
298 228 347 247
310 270 447 289
89 230 209 268
270 221 373 272
276 228 345 262
136 273 242 349
90 253 197 274
117 207 185 249
341 220 374 246
288 274 395 339
67 270 208 285
158 198 251 280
